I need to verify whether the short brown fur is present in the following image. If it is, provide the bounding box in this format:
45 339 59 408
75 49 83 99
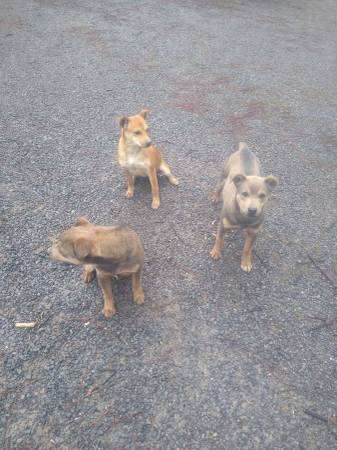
49 217 145 318
117 110 178 209
210 142 278 272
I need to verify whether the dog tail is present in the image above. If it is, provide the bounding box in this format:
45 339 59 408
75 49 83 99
238 142 248 151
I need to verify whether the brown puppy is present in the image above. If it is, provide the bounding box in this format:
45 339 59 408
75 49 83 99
49 217 144 318
117 110 178 209
210 142 278 272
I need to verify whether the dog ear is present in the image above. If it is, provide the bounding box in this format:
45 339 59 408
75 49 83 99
139 109 149 119
264 175 279 190
117 116 128 128
74 217 90 227
232 174 247 188
73 237 91 260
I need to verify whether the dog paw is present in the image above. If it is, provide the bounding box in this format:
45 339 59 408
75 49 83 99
170 176 179 186
210 248 221 259
240 261 252 272
125 190 134 198
151 199 160 209
83 270 95 283
102 307 116 319
134 292 145 305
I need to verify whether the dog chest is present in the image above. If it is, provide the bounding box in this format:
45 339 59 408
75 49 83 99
119 150 149 176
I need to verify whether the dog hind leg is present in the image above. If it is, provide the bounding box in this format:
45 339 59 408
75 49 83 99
131 270 145 305
148 168 161 209
160 161 179 186
97 273 116 318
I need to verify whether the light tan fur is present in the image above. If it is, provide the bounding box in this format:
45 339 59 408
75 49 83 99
117 110 178 209
210 142 278 272
49 217 145 318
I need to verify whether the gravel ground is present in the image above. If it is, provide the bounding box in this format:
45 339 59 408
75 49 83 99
1 0 337 449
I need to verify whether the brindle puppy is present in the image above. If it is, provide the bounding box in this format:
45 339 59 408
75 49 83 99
49 217 144 318
210 142 278 272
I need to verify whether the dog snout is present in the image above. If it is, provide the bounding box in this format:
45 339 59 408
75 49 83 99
248 207 257 216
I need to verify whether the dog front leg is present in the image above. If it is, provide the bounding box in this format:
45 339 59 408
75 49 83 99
241 230 258 272
83 264 96 283
210 220 226 259
124 170 135 198
97 273 116 318
148 168 160 209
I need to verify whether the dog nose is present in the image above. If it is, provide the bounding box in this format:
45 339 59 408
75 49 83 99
248 207 257 216
144 140 152 147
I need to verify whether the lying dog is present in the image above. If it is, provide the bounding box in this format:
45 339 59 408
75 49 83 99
210 142 278 272
49 217 144 318
117 109 178 209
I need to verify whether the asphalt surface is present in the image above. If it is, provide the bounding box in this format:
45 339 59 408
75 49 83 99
1 0 337 449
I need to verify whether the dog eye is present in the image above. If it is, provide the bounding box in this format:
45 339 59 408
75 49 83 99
134 131 141 135
242 192 249 197
259 193 266 199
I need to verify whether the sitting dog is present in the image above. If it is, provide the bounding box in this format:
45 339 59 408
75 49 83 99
210 142 278 272
48 217 145 318
117 109 178 209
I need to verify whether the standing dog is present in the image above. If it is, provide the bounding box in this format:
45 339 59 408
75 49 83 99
210 143 278 272
117 110 178 209
49 217 145 318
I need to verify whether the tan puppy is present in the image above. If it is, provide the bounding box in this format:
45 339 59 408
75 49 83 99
211 143 278 272
117 110 178 209
49 217 144 318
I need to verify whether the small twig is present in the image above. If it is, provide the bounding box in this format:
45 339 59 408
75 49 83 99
101 371 117 386
304 409 329 424
307 315 337 333
175 263 201 278
307 254 337 290
247 306 264 313
253 250 270 271
82 371 116 399
86 409 111 428
76 370 118 406
83 384 99 398
303 409 337 428
36 313 53 330
157 139 174 145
